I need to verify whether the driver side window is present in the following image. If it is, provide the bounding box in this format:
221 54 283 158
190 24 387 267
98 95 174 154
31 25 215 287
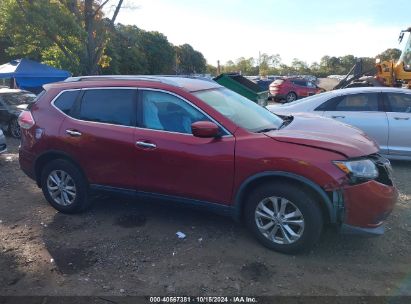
141 90 210 134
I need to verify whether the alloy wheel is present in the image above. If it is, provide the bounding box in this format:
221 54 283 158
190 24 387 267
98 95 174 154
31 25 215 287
46 170 77 206
255 196 305 244
286 93 297 102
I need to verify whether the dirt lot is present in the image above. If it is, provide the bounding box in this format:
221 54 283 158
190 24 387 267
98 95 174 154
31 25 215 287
0 137 410 296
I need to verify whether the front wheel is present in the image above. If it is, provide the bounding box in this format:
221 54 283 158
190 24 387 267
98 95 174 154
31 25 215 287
244 182 323 254
41 159 91 213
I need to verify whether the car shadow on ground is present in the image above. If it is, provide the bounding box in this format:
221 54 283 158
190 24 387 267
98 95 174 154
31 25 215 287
40 192 384 275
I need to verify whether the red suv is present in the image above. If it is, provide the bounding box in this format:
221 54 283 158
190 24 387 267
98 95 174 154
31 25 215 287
269 78 324 103
18 76 397 253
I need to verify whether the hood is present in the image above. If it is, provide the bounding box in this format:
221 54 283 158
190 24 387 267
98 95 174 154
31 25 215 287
266 113 379 158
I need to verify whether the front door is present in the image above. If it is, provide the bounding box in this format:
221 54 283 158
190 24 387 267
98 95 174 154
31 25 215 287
384 92 411 156
320 92 389 154
134 89 235 205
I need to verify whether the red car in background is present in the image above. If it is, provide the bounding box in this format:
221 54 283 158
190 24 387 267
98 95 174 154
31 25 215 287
269 78 324 103
18 76 397 254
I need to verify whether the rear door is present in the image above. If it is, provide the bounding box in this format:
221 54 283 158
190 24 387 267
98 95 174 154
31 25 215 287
58 88 138 189
291 80 308 97
320 92 389 154
383 92 411 156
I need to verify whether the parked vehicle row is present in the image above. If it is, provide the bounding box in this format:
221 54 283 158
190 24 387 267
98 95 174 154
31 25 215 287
269 77 325 102
18 76 397 254
267 87 411 160
0 88 36 138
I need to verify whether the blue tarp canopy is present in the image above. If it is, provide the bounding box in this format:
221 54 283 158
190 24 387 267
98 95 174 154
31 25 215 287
0 59 71 91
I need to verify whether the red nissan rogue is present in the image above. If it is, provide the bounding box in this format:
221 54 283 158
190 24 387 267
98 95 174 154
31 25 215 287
18 76 397 253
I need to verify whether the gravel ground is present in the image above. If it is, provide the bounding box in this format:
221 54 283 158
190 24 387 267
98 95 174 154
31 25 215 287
0 137 410 296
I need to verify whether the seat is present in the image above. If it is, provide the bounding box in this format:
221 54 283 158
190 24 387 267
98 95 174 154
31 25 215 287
143 99 164 130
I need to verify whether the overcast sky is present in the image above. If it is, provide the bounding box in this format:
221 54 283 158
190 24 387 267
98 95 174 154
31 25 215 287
115 0 410 66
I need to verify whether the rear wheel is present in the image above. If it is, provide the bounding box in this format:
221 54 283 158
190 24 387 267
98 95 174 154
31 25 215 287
285 92 297 103
244 182 323 253
41 159 91 213
9 118 21 138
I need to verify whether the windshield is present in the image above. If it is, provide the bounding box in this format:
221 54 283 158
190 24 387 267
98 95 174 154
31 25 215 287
399 32 411 71
194 88 283 132
2 92 36 106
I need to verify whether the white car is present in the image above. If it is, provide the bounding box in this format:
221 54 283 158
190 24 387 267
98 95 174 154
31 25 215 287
267 87 411 160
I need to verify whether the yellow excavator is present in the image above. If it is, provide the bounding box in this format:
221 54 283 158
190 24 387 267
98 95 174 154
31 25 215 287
334 27 411 89
376 27 411 88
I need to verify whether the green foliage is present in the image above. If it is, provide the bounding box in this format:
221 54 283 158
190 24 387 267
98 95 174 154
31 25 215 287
175 44 206 74
0 1 404 78
0 0 86 74
377 48 402 62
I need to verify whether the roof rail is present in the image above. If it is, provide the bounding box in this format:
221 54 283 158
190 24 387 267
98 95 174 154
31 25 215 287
64 75 215 86
64 75 173 83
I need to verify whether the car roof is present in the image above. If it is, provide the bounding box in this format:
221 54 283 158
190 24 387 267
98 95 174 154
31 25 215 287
44 75 222 92
331 86 411 94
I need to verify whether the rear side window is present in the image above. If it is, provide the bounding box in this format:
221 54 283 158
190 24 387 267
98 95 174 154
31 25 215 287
385 93 411 113
79 89 135 126
292 80 306 86
54 90 79 115
318 93 379 111
334 93 379 111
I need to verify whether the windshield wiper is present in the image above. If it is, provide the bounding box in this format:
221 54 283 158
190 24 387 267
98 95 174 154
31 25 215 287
278 115 294 129
256 127 278 133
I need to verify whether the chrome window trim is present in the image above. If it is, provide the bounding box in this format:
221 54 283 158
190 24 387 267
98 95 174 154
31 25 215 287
50 87 233 136
50 87 137 129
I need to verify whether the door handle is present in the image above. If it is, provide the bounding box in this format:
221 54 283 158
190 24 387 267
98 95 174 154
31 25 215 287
136 141 157 149
393 117 410 120
65 129 82 137
331 115 345 119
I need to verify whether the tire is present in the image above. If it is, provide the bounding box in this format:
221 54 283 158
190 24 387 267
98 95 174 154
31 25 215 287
285 92 297 103
9 118 21 138
41 159 91 213
244 182 323 254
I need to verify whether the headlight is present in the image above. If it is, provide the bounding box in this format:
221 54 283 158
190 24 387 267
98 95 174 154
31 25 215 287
334 159 378 180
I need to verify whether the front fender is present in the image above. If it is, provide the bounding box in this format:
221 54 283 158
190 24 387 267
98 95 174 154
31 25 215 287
233 171 343 224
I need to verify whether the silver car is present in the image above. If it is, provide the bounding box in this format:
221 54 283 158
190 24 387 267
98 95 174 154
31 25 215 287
0 129 6 154
267 87 411 160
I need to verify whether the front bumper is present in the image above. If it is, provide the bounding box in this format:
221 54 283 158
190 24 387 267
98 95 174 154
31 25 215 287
340 223 385 236
339 180 398 236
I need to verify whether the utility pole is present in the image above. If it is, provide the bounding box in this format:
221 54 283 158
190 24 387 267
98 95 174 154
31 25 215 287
217 60 221 75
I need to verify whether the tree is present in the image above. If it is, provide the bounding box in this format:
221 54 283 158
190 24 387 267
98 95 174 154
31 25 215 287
377 48 402 62
291 58 309 74
206 64 217 76
0 0 124 75
259 53 281 76
102 24 149 75
175 44 206 74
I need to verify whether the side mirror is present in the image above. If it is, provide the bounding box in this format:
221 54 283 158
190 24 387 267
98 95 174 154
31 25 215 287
191 121 219 138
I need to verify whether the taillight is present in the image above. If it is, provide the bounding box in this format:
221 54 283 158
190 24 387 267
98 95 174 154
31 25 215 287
18 111 35 129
